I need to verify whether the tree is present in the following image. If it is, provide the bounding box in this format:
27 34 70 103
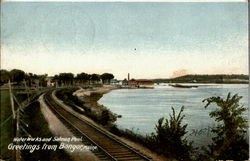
9 69 25 83
38 74 48 87
202 93 248 160
24 73 32 86
90 74 100 84
149 106 193 160
53 75 60 86
58 73 74 86
0 69 10 84
100 73 114 84
76 72 90 85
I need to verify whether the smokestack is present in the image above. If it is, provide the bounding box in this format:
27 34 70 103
128 73 130 81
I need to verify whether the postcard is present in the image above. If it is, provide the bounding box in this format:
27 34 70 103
0 1 249 161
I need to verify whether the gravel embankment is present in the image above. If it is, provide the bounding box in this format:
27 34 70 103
39 94 99 161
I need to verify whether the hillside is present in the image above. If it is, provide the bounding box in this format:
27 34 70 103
153 74 249 84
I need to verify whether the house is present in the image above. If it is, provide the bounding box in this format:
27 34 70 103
124 73 154 88
128 79 137 86
110 79 120 85
31 79 40 88
128 79 154 88
122 79 128 85
45 77 54 86
136 80 154 88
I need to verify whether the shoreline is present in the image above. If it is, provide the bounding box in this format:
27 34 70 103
73 85 118 111
73 85 117 97
72 86 168 161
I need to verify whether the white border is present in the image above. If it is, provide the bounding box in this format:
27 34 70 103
1 0 248 2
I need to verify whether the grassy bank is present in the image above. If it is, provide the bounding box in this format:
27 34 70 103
56 88 117 126
55 88 83 112
0 91 14 160
0 90 40 160
21 101 73 161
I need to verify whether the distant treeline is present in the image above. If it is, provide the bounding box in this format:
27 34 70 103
153 74 249 84
0 69 114 86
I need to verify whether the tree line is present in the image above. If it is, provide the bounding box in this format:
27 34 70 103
153 74 249 83
53 72 114 86
170 74 249 83
0 69 114 86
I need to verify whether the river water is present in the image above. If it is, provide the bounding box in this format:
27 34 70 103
99 84 248 147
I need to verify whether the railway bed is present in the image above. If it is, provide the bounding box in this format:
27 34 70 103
44 90 152 161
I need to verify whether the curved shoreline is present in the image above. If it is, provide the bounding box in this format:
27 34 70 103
73 85 118 97
73 85 119 113
73 86 168 161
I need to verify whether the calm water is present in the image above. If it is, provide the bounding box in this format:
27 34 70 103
99 84 248 147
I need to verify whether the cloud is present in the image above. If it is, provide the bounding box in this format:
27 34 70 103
170 69 188 78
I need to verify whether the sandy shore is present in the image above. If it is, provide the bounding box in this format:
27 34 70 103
73 85 117 97
73 85 118 111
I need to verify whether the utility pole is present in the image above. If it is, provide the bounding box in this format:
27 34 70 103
23 79 30 102
8 80 15 119
16 104 21 161
8 80 16 161
8 80 21 161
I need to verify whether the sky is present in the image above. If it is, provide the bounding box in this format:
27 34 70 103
1 2 248 79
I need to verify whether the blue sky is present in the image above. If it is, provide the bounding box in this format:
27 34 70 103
1 2 248 79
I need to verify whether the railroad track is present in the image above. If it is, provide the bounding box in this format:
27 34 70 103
44 90 152 161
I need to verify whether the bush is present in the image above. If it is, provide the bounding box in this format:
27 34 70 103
201 93 248 160
56 88 116 126
109 107 193 161
56 88 83 108
148 106 193 160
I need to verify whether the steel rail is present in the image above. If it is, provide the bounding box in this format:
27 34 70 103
44 91 116 161
44 90 152 161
